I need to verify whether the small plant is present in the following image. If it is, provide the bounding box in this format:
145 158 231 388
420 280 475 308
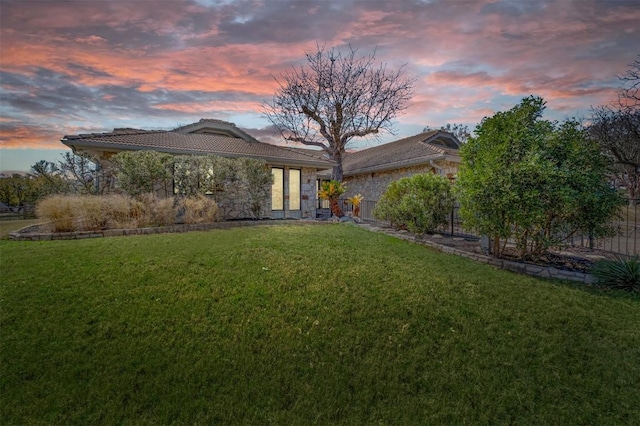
318 180 346 217
347 193 364 217
591 255 640 292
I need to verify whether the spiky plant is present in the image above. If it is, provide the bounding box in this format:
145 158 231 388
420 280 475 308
318 180 346 217
591 255 640 292
347 194 364 217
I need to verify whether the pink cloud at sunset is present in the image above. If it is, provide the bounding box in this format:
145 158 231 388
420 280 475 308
1 0 639 171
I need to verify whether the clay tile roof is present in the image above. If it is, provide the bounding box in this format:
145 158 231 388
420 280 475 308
61 128 335 168
342 130 461 176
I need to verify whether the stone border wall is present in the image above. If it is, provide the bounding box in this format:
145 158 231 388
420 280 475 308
358 223 595 284
9 219 326 241
10 220 595 284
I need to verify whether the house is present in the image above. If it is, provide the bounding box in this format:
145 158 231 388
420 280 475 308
61 119 335 220
61 120 462 220
340 130 462 202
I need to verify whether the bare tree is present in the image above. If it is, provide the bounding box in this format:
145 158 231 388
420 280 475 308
619 54 640 108
58 152 98 194
30 160 69 194
589 105 640 200
589 55 640 202
264 45 415 181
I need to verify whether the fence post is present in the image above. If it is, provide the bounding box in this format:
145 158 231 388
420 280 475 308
450 207 454 236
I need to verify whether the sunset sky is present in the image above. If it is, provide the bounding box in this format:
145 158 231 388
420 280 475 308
1 0 639 171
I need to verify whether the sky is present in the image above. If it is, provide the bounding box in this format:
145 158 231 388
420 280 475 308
1 0 639 172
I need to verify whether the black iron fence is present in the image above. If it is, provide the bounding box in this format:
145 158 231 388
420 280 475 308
323 198 639 256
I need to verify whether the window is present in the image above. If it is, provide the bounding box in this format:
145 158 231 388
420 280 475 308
272 168 284 210
289 169 301 210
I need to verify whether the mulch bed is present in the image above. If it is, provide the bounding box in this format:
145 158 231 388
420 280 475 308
418 233 600 273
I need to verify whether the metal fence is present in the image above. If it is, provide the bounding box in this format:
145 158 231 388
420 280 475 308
562 199 638 256
328 198 639 256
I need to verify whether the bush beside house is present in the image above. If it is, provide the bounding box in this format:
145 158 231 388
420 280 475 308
374 173 454 234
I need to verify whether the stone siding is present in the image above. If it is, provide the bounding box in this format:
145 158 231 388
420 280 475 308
91 150 318 220
343 160 459 202
300 167 317 219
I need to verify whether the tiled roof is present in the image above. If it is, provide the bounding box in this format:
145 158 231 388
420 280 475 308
342 130 461 176
62 128 335 168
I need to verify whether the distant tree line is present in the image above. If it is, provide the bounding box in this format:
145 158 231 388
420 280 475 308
0 152 99 216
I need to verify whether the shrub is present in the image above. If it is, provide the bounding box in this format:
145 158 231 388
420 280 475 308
105 194 138 229
36 195 78 232
136 193 176 227
591 255 640 292
81 194 141 230
78 196 110 231
179 195 219 224
374 173 454 234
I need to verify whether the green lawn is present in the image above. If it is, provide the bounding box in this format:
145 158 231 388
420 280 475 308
0 218 42 239
1 224 639 425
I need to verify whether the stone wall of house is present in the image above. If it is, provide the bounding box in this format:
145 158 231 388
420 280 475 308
343 160 459 202
92 150 319 220
300 167 317 219
214 187 270 220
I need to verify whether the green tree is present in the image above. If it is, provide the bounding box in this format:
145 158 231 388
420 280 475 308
0 174 40 216
456 96 622 259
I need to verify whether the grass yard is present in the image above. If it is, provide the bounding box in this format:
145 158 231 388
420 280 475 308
0 218 41 239
1 224 639 424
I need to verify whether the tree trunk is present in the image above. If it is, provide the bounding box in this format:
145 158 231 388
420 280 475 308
332 150 344 182
329 198 343 217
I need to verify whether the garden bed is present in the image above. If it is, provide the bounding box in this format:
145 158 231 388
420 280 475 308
9 218 323 241
361 224 601 283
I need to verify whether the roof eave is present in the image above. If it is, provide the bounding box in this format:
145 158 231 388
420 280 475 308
344 154 458 177
61 139 335 169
